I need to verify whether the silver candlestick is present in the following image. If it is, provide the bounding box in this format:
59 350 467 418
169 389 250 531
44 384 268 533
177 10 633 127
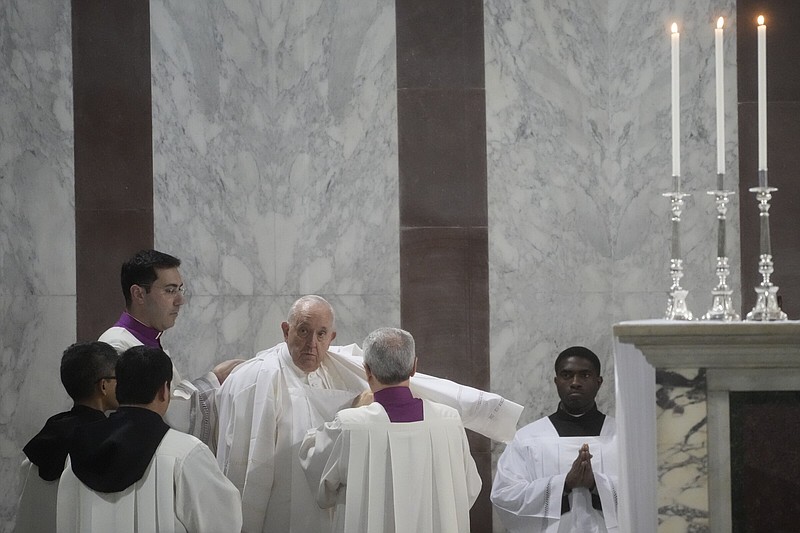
663 176 693 320
702 173 739 321
746 170 787 321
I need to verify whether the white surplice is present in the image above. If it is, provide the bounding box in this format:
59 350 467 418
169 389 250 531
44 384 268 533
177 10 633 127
98 326 221 449
216 342 522 533
491 416 619 533
13 459 58 533
56 429 241 533
299 400 482 533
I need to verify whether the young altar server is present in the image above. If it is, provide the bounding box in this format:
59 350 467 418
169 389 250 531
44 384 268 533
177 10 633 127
491 346 619 533
57 346 242 533
14 341 118 533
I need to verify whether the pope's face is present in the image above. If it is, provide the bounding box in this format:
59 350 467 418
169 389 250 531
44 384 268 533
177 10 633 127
554 356 602 415
281 302 336 373
140 267 185 332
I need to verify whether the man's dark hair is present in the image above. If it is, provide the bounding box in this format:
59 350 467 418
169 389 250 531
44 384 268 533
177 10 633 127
60 341 119 402
120 250 181 306
115 346 173 405
554 346 602 375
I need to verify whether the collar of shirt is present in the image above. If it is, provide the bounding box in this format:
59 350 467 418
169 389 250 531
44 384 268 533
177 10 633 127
114 311 163 349
374 386 424 422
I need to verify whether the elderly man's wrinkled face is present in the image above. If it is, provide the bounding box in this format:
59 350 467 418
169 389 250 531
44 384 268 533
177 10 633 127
281 302 336 373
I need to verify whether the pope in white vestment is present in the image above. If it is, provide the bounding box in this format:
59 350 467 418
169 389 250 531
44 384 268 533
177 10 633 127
216 297 522 533
299 399 482 533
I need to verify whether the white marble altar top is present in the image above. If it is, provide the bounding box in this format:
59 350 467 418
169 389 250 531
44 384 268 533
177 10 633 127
613 319 800 368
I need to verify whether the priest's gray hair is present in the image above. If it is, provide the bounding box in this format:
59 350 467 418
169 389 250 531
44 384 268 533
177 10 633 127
287 295 336 329
363 327 415 385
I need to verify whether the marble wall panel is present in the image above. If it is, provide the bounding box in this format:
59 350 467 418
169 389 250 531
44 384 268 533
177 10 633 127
0 1 75 531
656 368 709 532
486 0 740 440
149 0 400 372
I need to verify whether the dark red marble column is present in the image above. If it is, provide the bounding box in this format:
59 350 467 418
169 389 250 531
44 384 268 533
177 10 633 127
737 0 800 319
396 1 492 530
72 0 154 341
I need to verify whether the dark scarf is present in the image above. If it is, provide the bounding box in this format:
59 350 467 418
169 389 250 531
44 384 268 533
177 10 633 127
23 405 107 481
68 406 169 493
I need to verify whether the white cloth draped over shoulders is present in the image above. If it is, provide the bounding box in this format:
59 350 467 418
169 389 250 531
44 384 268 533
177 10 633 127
98 327 221 450
13 459 58 533
56 429 241 533
491 416 619 533
299 400 482 533
216 342 523 533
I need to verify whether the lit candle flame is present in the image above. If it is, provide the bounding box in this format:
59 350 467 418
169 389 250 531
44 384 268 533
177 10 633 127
671 22 678 33
717 17 724 29
757 15 764 26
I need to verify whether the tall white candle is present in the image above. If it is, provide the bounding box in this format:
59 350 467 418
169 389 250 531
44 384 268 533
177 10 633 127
715 17 725 175
758 16 767 172
671 23 680 179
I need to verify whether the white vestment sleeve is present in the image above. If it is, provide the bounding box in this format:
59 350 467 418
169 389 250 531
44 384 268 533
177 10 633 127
491 436 566 532
175 443 243 533
326 346 524 442
166 369 221 452
13 458 59 533
298 418 347 510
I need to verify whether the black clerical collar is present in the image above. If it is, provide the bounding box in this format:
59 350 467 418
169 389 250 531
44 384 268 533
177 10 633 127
548 403 606 437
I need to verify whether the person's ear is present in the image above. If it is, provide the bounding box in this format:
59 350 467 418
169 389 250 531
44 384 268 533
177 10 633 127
158 381 170 402
410 357 417 377
281 322 290 341
330 330 336 342
363 363 372 380
131 284 147 305
597 376 603 387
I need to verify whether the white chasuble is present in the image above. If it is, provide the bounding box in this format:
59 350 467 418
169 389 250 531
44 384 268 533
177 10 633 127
491 417 619 533
299 400 482 533
217 343 522 533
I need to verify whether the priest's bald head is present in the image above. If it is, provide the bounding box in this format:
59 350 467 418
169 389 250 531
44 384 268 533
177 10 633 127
362 327 418 390
281 295 337 373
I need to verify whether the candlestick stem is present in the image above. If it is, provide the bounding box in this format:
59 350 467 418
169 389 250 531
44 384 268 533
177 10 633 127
746 178 787 321
663 188 693 320
702 183 739 321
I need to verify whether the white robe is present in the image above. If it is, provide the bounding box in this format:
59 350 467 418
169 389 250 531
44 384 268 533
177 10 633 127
491 416 619 533
216 342 522 533
56 429 242 533
299 399 482 533
98 326 221 449
13 459 58 533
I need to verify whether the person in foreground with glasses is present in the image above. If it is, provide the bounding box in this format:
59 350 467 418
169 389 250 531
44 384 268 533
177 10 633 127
13 341 119 533
57 345 242 533
99 249 244 451
491 346 619 533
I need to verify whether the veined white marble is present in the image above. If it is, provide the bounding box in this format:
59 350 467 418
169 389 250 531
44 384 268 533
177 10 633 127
0 1 75 531
486 0 739 440
149 0 400 378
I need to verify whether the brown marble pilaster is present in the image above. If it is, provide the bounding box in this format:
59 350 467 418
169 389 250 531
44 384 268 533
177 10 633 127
72 0 153 340
737 0 800 319
396 0 491 530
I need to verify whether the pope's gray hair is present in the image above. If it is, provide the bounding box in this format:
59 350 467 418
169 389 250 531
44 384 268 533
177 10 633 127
287 295 336 329
363 327 415 385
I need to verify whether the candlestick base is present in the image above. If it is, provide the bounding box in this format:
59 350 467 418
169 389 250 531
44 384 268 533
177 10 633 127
746 283 787 321
703 290 740 321
666 289 693 321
